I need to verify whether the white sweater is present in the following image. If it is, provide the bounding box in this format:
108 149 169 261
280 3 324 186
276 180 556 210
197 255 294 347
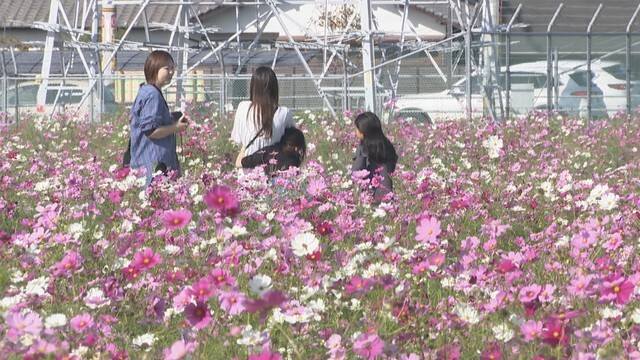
231 100 295 155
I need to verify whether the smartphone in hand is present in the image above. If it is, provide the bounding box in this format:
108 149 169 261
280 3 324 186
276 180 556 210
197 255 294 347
171 111 184 122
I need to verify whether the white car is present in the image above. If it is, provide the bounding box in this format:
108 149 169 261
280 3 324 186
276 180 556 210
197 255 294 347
0 80 118 117
395 60 640 121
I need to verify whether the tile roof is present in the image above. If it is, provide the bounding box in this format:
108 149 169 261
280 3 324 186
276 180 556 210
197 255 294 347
0 0 219 29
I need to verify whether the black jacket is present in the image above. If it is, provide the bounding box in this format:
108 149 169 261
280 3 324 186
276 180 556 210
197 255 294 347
352 144 398 201
241 143 301 176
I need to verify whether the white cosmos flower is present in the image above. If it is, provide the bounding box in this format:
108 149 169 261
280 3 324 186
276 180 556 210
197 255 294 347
482 135 503 159
291 233 319 257
587 183 609 204
23 276 49 296
84 288 111 309
237 325 267 347
248 275 273 296
45 313 68 328
598 192 619 211
454 302 480 324
492 322 515 342
162 244 181 255
600 307 622 319
132 333 157 351
630 308 640 324
227 225 248 237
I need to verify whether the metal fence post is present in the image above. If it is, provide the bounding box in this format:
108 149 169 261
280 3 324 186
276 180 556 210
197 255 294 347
505 4 523 120
626 5 640 117
586 5 603 122
547 4 564 117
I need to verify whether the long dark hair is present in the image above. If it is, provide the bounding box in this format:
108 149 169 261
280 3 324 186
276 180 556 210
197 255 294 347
279 127 306 163
355 112 397 164
249 66 279 138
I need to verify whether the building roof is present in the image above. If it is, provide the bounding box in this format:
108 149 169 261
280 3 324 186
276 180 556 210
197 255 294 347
502 0 640 33
0 0 218 29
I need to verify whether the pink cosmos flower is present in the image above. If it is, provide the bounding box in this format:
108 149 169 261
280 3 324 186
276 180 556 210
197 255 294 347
218 290 246 316
108 190 122 204
6 311 42 342
496 259 516 274
519 284 542 303
51 250 83 277
566 274 594 298
132 248 162 271
344 275 374 296
412 261 429 275
188 277 216 302
248 349 282 360
204 185 239 216
571 229 597 250
415 216 441 243
163 340 197 360
184 301 212 330
162 209 192 230
353 333 385 360
599 274 635 305
521 320 543 342
326 334 345 359
70 313 94 332
429 252 445 267
602 232 622 252
209 267 236 288
307 178 327 197
481 343 501 360
538 284 556 303
172 289 193 311
32 339 57 354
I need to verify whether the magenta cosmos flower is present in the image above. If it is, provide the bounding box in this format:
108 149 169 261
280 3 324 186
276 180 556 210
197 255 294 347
344 275 375 297
415 216 441 244
599 274 635 305
132 248 162 271
185 301 212 330
541 320 569 347
162 209 192 230
248 349 282 360
204 185 239 216
353 333 385 360
51 250 83 277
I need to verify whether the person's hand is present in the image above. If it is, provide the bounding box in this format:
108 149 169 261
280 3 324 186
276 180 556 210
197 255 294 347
175 114 190 132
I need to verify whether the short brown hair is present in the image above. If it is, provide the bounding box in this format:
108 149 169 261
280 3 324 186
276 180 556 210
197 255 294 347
144 50 174 84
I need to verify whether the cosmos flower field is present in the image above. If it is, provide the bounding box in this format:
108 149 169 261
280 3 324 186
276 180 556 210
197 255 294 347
1 105 640 359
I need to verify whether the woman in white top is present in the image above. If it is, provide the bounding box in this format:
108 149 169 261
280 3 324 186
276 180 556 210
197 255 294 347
231 66 295 156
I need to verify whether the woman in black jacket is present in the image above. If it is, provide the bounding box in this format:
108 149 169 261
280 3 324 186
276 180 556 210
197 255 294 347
352 112 398 201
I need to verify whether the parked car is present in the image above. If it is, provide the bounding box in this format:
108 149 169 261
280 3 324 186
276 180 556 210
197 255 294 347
0 80 118 116
395 60 640 121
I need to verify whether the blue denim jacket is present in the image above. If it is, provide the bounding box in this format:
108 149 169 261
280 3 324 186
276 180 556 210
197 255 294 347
129 84 180 184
